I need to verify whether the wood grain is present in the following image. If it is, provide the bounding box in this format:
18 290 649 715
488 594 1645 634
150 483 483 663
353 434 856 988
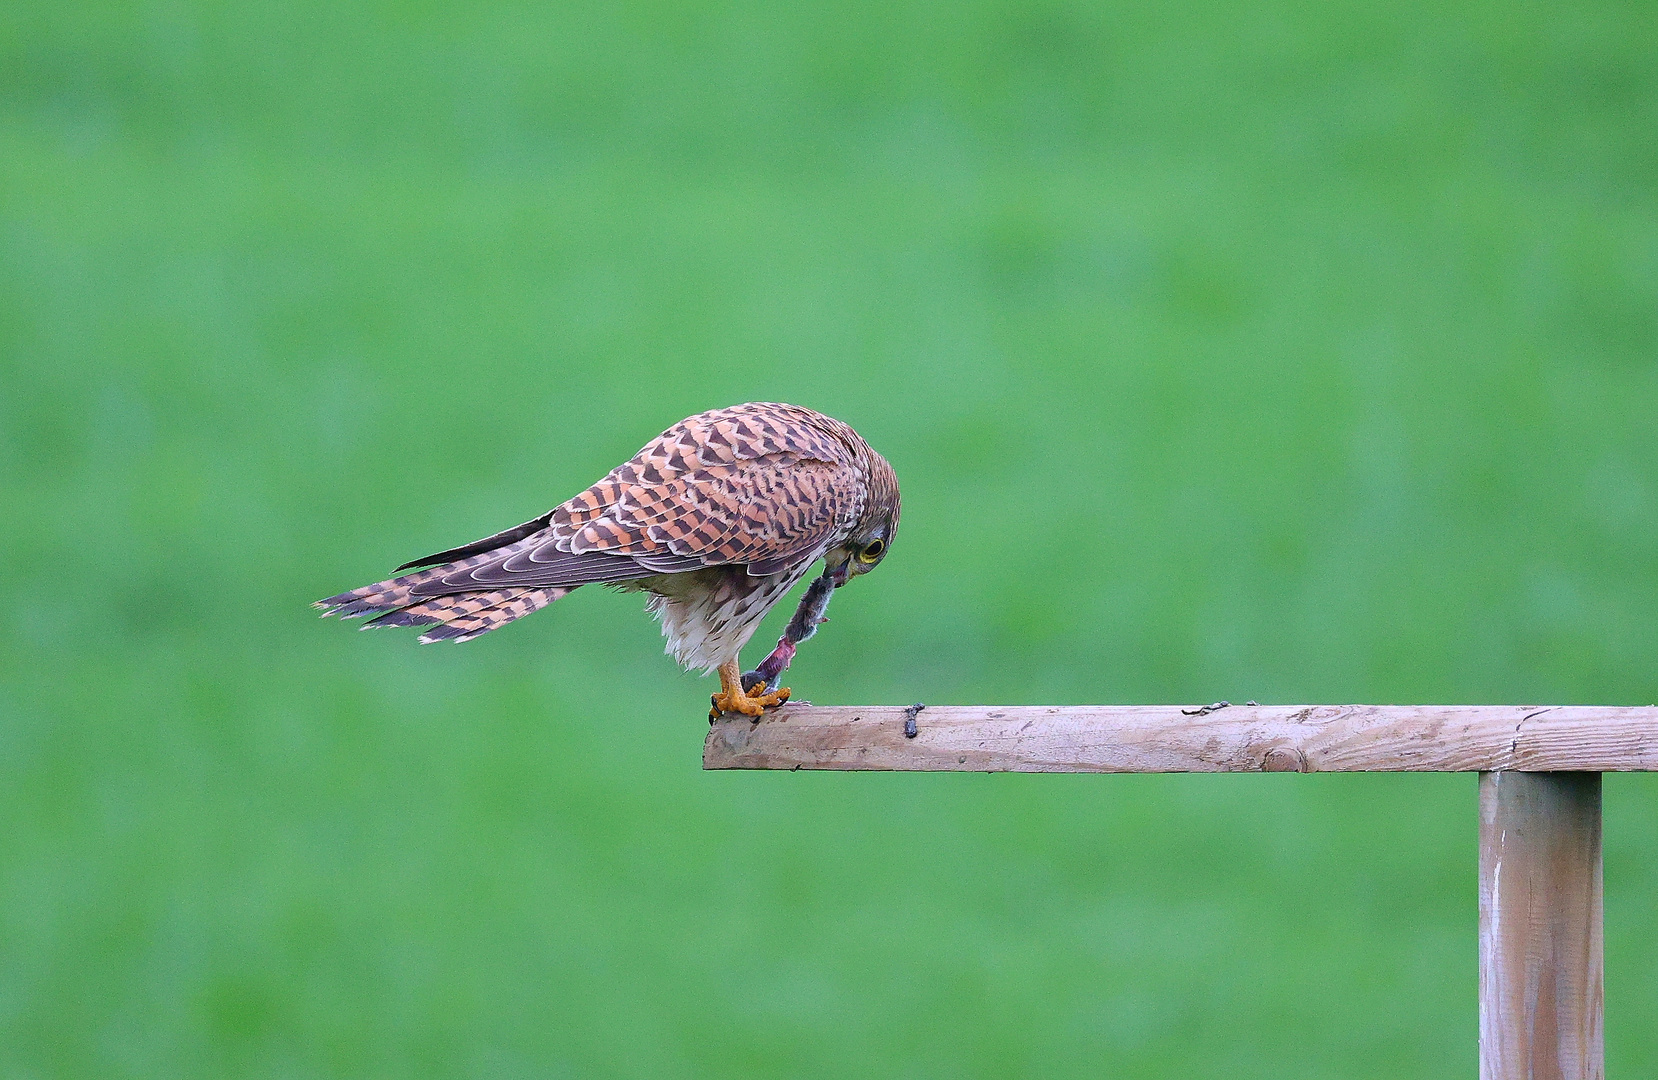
703 704 1658 772
1479 772 1603 1080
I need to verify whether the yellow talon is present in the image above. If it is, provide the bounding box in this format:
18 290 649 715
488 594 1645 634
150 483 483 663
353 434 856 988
709 660 790 720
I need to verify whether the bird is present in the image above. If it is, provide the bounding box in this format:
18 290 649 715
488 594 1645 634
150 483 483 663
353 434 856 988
315 402 900 719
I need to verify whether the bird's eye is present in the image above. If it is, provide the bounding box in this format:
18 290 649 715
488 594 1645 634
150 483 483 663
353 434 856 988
858 540 885 563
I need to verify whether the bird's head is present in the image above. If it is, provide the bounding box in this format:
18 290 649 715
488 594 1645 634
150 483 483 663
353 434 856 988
826 451 900 588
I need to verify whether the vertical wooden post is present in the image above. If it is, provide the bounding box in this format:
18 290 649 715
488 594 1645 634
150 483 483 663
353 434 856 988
1479 771 1604 1080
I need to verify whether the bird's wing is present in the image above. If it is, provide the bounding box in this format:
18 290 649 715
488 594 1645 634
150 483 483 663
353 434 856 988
612 454 864 573
417 405 865 593
421 454 861 593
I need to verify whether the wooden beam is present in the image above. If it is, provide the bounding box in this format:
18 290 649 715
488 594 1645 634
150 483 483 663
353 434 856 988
703 704 1658 772
1479 771 1603 1080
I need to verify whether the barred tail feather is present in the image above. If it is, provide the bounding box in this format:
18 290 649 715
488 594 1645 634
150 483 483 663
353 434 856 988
324 582 572 643
314 535 574 643
318 566 470 619
314 539 539 620
414 587 570 643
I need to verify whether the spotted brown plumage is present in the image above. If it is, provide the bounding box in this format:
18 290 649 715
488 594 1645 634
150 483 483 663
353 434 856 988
316 402 900 716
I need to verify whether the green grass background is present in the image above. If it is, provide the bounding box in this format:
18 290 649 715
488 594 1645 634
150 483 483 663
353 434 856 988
4 0 1657 1075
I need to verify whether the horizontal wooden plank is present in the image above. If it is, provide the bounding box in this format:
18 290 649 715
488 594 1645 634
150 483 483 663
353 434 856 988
703 704 1658 773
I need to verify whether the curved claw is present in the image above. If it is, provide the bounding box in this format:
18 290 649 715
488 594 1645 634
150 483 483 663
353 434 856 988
710 684 790 721
709 659 790 721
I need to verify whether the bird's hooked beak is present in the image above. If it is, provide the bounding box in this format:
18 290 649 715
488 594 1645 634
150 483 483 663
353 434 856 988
825 554 855 588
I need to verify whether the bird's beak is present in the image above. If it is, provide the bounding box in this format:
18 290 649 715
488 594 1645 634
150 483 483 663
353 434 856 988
826 557 854 588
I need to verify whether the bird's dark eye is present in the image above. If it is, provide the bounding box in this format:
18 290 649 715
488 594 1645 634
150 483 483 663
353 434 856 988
858 539 885 563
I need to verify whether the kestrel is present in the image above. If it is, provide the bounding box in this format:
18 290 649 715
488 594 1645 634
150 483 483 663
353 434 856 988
316 402 900 718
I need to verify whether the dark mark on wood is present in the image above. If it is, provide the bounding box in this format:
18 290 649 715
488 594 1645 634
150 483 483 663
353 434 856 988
903 703 925 739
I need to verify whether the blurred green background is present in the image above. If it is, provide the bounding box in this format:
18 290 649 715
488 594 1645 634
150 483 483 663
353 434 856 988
4 0 1657 1075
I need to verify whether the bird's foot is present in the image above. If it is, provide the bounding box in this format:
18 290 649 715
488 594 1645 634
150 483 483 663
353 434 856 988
710 683 790 721
710 659 791 721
